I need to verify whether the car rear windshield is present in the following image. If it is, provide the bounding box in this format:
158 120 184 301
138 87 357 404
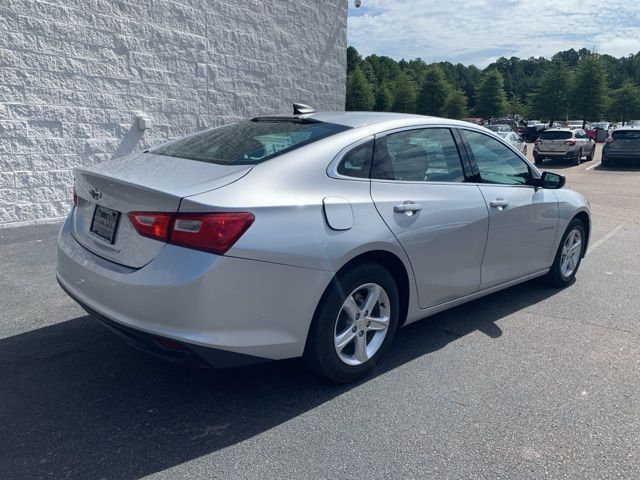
612 130 640 140
150 118 351 165
539 131 572 140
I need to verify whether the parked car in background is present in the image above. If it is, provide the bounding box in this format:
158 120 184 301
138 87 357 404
566 120 586 129
462 117 485 125
533 128 596 166
485 124 513 133
491 118 521 133
602 126 640 167
56 109 591 383
525 123 546 141
527 120 542 126
591 121 613 142
497 131 527 155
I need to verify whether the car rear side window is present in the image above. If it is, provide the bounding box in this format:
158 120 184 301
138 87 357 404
539 131 572 140
460 129 532 186
337 140 373 178
612 130 640 140
150 119 351 165
371 128 465 182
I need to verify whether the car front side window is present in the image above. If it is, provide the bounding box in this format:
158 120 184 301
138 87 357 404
460 130 533 186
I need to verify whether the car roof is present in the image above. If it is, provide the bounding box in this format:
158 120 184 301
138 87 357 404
613 125 640 131
266 111 475 130
543 127 575 132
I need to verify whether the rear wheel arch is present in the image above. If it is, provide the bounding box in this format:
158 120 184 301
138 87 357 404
336 251 411 326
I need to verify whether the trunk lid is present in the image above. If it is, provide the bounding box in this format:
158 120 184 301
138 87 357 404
72 152 252 268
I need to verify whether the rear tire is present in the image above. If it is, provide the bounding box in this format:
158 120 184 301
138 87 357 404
586 147 594 162
534 156 544 166
303 262 399 383
572 150 582 166
544 218 586 288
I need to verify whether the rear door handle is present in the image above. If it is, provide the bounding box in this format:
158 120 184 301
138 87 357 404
394 202 423 215
489 198 509 210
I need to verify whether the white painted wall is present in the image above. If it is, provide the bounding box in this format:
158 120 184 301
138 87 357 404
0 0 347 226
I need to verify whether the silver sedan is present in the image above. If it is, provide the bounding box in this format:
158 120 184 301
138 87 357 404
497 130 528 156
57 109 591 382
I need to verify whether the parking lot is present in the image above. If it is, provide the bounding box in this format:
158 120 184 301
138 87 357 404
1 142 639 479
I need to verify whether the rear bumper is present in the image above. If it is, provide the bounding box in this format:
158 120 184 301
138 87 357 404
602 151 640 162
56 215 334 364
534 150 579 160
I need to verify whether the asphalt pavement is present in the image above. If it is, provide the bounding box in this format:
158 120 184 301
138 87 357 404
1 144 639 479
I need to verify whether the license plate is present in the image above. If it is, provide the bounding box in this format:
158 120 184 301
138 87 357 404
90 205 120 244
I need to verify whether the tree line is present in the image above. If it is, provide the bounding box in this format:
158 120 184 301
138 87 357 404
346 46 640 125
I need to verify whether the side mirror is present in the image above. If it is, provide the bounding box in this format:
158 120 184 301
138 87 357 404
535 171 566 189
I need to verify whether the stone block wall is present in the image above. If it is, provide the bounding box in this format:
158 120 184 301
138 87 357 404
0 0 347 226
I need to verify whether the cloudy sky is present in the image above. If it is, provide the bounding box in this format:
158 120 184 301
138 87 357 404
347 0 640 67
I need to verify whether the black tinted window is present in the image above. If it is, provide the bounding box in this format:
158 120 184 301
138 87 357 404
372 128 465 182
460 130 532 186
612 130 640 140
151 119 350 165
539 131 572 140
337 141 373 178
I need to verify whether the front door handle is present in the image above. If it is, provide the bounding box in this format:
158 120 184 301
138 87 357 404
394 201 423 215
489 198 509 210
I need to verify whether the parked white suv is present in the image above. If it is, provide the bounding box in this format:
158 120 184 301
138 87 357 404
533 128 595 166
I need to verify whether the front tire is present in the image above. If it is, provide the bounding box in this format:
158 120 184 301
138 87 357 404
545 218 586 288
303 262 399 383
601 155 611 168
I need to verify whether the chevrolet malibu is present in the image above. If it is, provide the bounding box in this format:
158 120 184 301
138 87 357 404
57 108 591 382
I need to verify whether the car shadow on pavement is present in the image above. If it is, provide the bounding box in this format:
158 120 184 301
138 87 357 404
1 279 560 479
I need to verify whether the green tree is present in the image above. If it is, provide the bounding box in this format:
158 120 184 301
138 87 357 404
391 73 417 113
416 66 450 116
607 81 640 125
570 55 607 125
530 59 571 126
442 89 468 119
345 67 375 111
507 95 527 118
346 46 361 74
474 69 508 119
374 80 394 111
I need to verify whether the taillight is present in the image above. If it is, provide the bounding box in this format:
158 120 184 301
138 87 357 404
605 136 614 143
534 140 542 145
169 212 254 254
564 140 577 146
128 211 254 254
128 212 172 241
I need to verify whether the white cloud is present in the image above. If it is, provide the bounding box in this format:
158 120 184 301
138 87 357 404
347 1 640 67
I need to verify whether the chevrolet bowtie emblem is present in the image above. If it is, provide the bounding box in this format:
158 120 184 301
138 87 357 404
89 188 102 200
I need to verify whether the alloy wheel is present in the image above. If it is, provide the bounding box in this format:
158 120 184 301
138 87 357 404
560 228 582 278
334 283 390 366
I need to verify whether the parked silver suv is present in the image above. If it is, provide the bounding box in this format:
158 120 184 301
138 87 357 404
533 128 595 166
